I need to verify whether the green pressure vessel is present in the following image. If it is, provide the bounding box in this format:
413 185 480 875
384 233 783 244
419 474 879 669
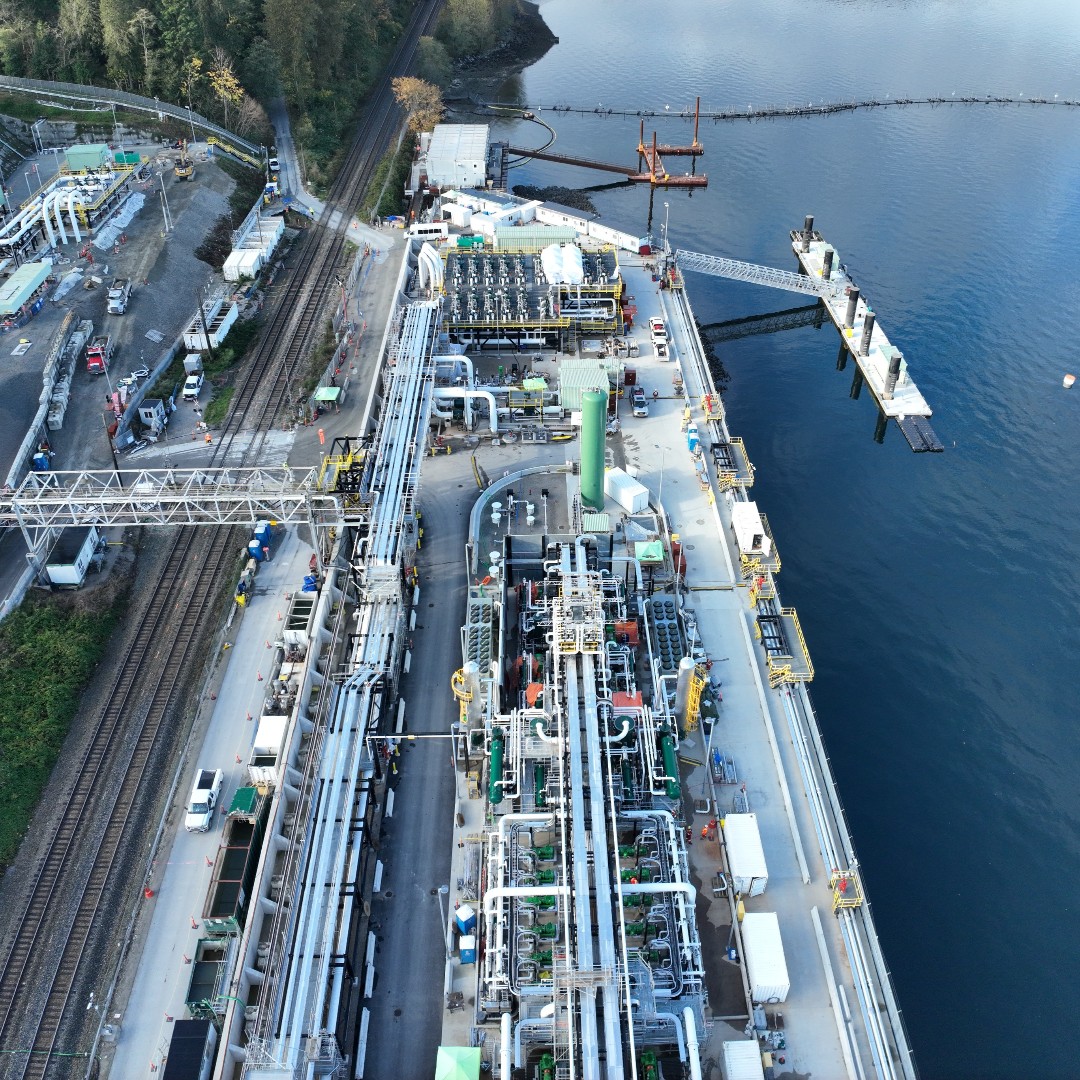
580 389 608 509
660 728 680 800
489 729 504 804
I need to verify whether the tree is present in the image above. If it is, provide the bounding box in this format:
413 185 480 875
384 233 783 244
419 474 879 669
414 35 451 88
391 76 443 134
207 46 243 125
127 8 156 89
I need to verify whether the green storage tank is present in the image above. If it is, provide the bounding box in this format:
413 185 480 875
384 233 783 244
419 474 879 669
580 389 607 509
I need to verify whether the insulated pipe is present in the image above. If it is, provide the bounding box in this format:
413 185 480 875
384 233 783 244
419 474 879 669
48 191 67 244
513 1018 554 1067
483 884 570 916
0 202 44 240
433 387 498 433
433 354 474 385
683 1007 703 1080
651 1012 687 1060
501 1012 513 1080
65 190 82 243
39 199 56 247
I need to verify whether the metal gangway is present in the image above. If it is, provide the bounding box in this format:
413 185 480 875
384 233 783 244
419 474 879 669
675 249 830 297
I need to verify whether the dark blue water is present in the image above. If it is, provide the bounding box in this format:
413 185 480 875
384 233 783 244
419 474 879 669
471 2 1080 1075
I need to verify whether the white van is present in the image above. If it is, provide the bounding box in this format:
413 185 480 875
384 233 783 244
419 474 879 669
408 220 449 240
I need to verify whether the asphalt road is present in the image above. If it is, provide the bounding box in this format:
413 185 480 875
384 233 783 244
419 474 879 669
363 448 474 1077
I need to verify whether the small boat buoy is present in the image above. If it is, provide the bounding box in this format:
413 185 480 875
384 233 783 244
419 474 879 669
1064 373 1076 389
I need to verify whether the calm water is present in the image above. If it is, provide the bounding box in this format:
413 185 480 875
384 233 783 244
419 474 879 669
466 2 1080 1075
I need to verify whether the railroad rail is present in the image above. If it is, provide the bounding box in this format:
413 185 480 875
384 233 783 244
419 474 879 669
0 0 443 1072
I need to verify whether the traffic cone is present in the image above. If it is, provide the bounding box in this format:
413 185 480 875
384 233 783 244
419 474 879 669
144 886 154 899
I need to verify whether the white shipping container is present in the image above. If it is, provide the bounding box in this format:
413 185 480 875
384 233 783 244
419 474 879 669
222 251 246 282
604 466 649 514
731 501 772 557
721 1040 765 1080
740 912 790 1003
722 813 769 896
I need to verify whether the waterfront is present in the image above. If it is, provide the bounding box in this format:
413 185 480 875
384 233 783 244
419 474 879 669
466 1 1080 1076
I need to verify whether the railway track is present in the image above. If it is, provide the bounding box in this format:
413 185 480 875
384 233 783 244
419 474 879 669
0 0 444 1074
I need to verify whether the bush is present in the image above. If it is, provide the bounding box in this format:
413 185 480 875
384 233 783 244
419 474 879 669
0 592 125 870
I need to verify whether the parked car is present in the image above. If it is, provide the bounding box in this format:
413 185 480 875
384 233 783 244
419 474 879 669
649 316 668 343
632 386 649 417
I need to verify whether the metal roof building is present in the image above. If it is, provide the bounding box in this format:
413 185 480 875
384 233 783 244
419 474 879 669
426 124 489 189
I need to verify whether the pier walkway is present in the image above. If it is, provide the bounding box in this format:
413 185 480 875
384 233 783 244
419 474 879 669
675 223 943 452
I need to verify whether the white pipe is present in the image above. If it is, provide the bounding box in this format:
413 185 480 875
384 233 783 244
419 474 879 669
433 354 474 385
683 1007 702 1080
47 191 67 244
433 387 499 433
39 198 56 247
483 884 569 915
0 202 43 240
65 190 82 243
501 1011 513 1080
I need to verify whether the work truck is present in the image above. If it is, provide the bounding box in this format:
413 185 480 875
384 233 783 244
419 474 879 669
185 768 224 832
86 335 113 374
106 277 131 314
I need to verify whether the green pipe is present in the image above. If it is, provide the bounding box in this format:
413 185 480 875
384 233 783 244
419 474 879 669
622 761 635 799
535 763 546 807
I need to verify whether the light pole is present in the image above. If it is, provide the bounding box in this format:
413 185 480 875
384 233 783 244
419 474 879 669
437 884 451 959
23 170 33 200
655 443 666 511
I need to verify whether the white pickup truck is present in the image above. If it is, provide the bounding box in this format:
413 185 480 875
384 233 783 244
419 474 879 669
184 768 224 831
183 370 205 402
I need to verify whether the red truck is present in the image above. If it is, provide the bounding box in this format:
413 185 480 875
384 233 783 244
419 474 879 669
86 334 114 375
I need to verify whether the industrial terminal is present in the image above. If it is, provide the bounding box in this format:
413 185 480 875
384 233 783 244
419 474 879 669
0 99 931 1080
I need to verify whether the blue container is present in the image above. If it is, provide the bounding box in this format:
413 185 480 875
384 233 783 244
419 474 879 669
248 539 264 561
459 934 477 964
254 520 272 545
455 904 477 935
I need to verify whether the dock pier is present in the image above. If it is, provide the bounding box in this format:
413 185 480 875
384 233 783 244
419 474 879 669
791 217 943 451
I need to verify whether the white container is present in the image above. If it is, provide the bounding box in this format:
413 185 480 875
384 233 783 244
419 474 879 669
731 501 772 557
721 1039 764 1080
722 813 769 897
741 912 789 1003
604 466 648 514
